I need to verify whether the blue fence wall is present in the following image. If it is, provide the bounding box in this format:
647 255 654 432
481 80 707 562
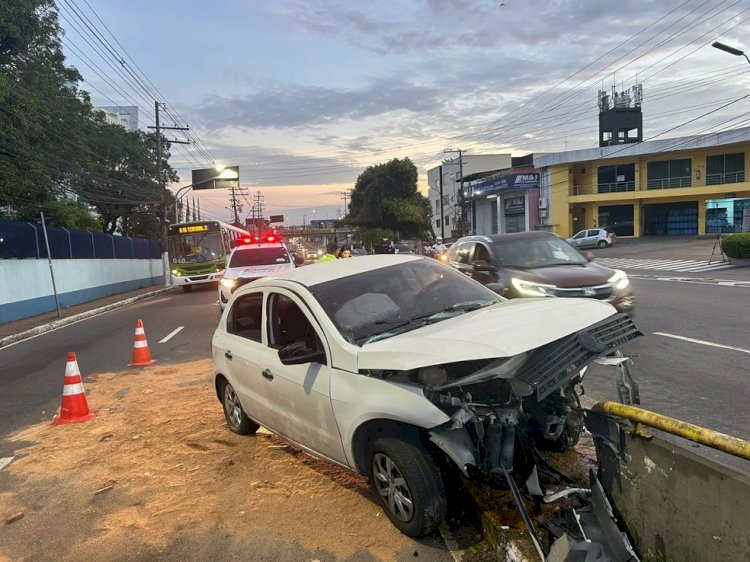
0 221 163 324
0 220 161 260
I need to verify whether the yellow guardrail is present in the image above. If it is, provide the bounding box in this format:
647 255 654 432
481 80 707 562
592 401 750 461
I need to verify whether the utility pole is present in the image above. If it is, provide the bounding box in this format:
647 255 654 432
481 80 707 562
443 148 465 237
229 184 242 226
148 101 189 285
341 189 352 215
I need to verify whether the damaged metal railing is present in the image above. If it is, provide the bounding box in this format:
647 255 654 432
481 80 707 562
591 401 750 461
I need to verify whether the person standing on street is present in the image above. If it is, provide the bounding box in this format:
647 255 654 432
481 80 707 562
317 242 339 263
337 244 352 258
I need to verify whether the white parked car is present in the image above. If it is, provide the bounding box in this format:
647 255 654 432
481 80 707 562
212 255 640 536
567 227 617 249
218 234 301 310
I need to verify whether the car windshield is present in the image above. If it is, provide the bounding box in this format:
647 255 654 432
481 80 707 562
309 259 501 345
491 238 587 268
229 247 290 267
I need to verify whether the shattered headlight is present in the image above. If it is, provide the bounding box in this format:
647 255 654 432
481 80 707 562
511 278 556 297
607 269 630 291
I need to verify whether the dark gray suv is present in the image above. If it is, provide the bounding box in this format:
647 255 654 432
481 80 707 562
445 231 634 313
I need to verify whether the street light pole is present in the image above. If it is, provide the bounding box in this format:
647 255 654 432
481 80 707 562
712 41 750 65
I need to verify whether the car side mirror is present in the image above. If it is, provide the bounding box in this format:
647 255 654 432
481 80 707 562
486 282 507 296
293 255 304 266
278 341 326 365
472 259 495 272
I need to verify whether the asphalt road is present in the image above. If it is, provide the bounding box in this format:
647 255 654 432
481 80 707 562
0 284 220 456
581 275 750 473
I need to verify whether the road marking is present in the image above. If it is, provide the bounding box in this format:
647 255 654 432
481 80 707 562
159 326 184 343
654 332 750 355
597 257 736 273
629 275 750 288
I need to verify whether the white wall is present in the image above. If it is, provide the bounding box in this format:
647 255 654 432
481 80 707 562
1 259 163 323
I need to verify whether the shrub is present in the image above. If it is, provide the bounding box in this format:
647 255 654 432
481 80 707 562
720 232 750 259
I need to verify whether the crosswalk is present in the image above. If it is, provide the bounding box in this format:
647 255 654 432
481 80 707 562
595 257 737 273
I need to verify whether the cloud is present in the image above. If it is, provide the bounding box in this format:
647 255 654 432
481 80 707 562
191 77 445 131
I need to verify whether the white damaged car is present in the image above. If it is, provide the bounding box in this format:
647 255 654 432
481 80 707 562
212 254 641 537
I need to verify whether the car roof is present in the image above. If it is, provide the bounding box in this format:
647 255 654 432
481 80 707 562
248 254 423 288
455 231 560 244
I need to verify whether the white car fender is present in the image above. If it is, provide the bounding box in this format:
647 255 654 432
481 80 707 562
329 372 451 468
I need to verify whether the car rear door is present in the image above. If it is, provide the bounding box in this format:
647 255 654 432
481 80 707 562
216 290 277 427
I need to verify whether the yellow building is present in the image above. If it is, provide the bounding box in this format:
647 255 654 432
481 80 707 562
533 127 750 238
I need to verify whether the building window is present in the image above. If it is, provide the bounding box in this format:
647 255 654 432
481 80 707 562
598 205 634 236
706 153 745 185
705 197 750 234
435 199 440 212
647 158 691 189
491 201 498 234
436 219 441 228
597 163 635 193
444 216 450 226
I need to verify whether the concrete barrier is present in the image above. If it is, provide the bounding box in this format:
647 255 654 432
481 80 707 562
588 411 750 561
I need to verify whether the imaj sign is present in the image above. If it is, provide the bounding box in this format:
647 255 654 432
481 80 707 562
471 172 540 198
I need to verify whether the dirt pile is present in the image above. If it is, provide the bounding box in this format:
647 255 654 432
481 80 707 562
0 360 416 561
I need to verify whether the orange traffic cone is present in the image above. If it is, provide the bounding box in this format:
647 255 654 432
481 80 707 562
52 352 95 425
128 319 156 367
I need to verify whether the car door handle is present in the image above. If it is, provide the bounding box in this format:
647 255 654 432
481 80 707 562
224 350 233 360
262 369 274 380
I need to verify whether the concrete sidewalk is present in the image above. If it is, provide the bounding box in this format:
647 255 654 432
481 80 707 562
593 234 726 260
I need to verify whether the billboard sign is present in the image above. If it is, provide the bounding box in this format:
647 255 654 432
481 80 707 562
471 172 539 198
191 166 239 190
269 215 284 223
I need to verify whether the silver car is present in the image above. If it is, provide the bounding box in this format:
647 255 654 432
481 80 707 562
568 227 616 249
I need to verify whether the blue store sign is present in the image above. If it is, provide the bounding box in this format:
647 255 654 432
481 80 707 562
472 172 539 198
504 197 525 213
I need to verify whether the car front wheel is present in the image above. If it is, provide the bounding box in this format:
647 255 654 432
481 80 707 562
370 437 446 537
221 380 259 435
597 240 608 248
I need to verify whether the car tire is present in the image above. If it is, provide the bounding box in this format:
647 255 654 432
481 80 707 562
221 380 259 435
597 240 607 248
182 285 192 293
370 437 446 537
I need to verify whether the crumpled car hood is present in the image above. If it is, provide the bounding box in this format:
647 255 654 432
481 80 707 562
357 298 616 371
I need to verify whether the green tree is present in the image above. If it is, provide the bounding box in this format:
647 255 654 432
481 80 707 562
346 158 433 240
0 0 92 222
0 0 178 238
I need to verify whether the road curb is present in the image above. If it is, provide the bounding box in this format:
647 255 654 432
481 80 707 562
0 286 177 349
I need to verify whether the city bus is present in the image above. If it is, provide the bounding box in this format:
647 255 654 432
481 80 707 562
167 220 250 292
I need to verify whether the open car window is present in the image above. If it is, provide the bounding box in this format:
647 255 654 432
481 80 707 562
267 293 325 363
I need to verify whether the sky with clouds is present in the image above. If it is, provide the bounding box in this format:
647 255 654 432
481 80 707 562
57 0 750 226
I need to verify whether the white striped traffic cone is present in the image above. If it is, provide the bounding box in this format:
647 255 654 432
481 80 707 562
52 352 95 425
127 319 156 367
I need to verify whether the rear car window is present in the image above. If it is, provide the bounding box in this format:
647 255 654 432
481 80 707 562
229 246 290 267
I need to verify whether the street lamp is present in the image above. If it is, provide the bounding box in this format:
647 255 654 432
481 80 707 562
170 168 240 223
712 41 750 65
